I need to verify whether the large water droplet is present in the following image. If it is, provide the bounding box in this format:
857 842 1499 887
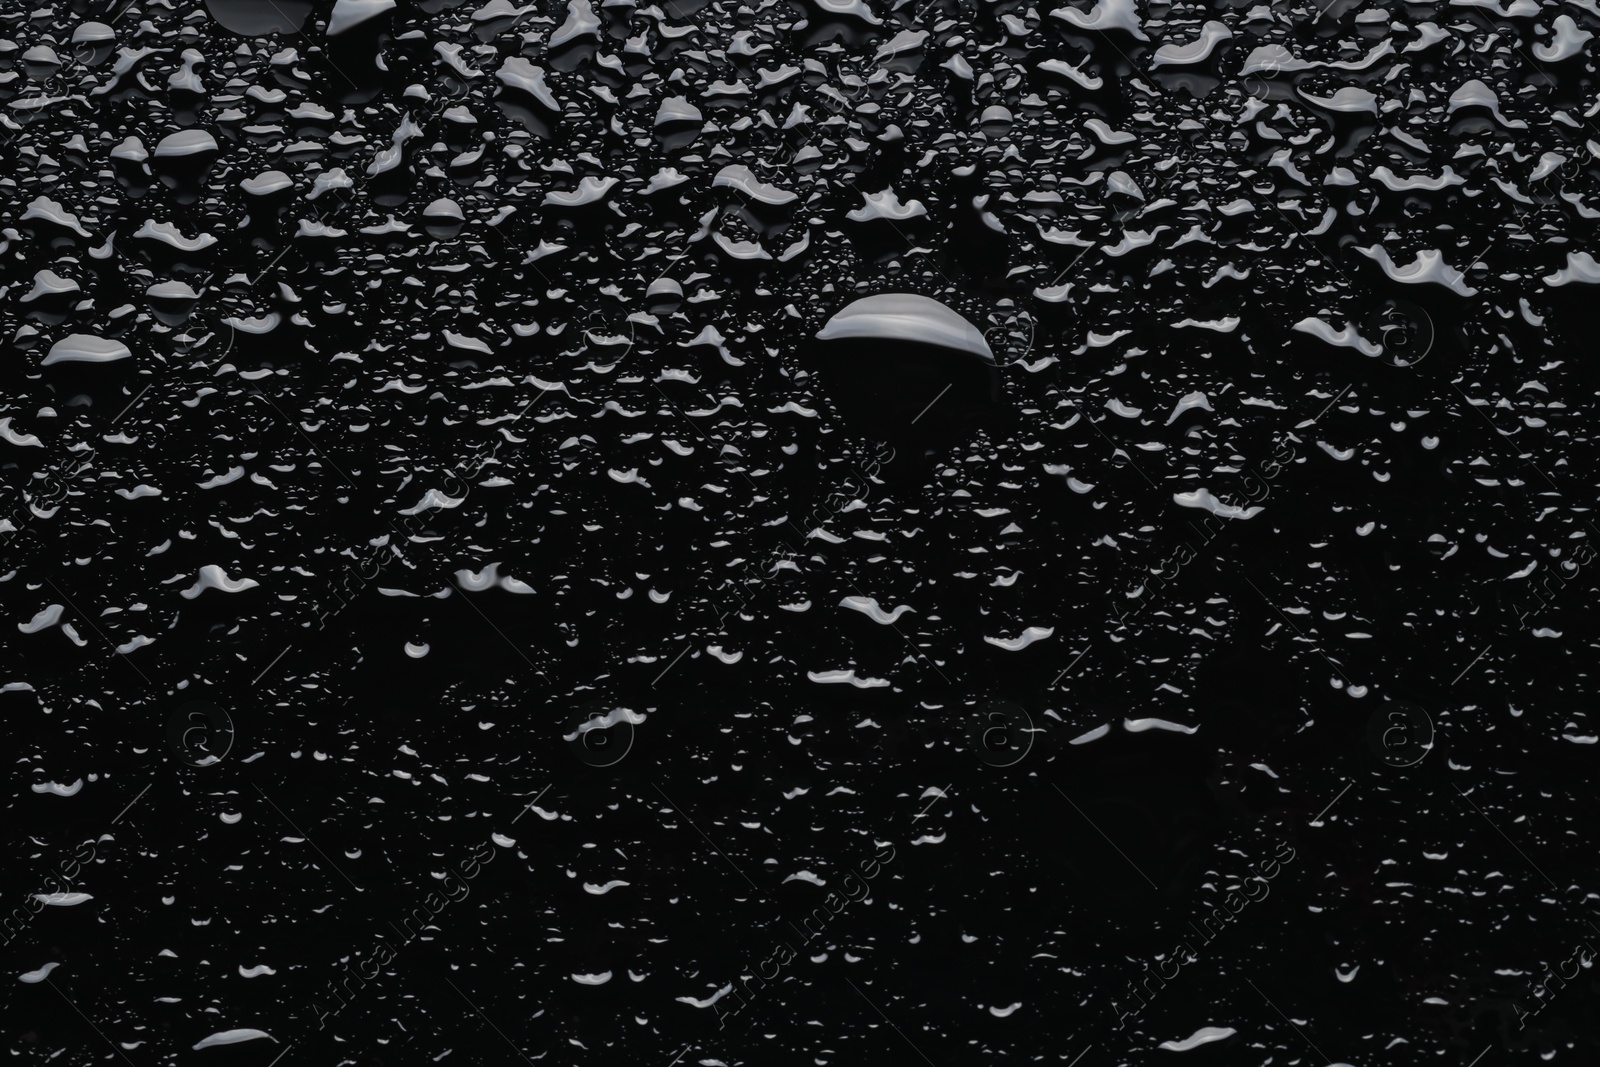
811 293 1005 447
203 0 312 34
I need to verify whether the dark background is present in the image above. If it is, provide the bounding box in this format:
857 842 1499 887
2 0 1598 1064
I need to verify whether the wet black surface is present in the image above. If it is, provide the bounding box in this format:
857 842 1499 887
3 0 1600 1064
